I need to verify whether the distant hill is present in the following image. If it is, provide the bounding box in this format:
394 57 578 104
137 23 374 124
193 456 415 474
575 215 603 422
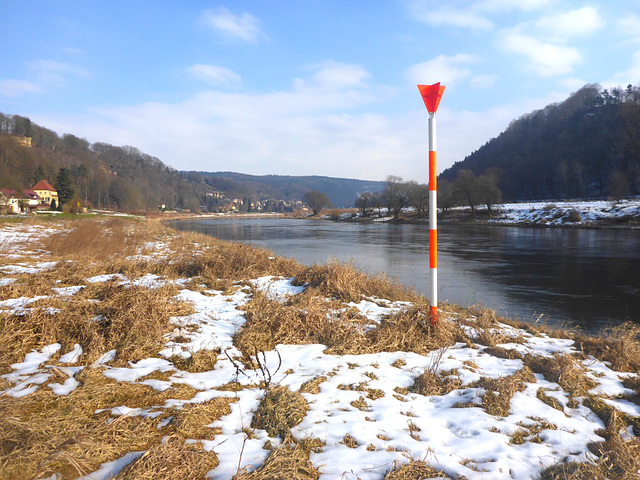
0 112 384 212
197 171 384 208
440 83 640 201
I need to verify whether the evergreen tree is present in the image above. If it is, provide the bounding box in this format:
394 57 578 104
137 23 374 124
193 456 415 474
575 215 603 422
55 167 75 206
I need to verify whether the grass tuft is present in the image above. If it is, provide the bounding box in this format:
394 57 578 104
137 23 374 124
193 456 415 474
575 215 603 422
250 386 309 438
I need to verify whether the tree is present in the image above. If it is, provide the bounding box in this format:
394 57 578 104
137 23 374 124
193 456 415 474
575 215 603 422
355 192 374 216
438 179 455 212
453 170 482 215
382 175 410 220
408 181 429 217
303 190 330 215
476 173 502 213
55 167 75 207
608 170 630 202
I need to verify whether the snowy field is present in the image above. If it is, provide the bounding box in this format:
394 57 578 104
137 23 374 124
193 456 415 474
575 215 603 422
1 220 639 479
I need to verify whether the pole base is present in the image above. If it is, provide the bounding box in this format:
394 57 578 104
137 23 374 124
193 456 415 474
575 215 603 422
430 305 438 325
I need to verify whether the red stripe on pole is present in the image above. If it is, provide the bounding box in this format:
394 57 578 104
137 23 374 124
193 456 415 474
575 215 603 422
429 230 437 268
429 151 437 190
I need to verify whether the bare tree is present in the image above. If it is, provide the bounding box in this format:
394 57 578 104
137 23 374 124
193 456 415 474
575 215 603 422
408 181 429 217
453 169 481 215
382 175 410 220
303 190 330 216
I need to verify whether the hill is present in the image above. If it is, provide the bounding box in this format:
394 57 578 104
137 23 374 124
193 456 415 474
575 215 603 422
440 83 640 201
0 113 383 212
197 171 384 208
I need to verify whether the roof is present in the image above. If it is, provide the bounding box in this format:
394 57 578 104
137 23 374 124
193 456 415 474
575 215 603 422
33 179 56 191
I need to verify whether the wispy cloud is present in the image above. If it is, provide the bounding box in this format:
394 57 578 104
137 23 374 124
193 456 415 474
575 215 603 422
200 7 264 43
619 14 640 45
406 54 483 87
497 29 583 76
534 7 603 39
27 59 89 87
188 64 242 87
405 2 493 31
0 79 42 98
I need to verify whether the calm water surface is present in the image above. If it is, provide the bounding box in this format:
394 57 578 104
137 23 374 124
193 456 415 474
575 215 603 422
171 218 640 333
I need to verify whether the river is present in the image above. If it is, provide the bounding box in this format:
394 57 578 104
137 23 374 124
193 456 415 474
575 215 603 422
170 218 640 334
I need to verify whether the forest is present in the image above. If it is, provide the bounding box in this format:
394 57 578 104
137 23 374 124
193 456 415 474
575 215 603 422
440 83 640 201
0 113 210 212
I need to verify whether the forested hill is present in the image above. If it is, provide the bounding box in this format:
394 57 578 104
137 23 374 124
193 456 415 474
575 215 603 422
198 171 384 208
0 112 382 211
440 83 640 201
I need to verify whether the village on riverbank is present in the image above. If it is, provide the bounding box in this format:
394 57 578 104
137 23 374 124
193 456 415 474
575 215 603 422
1 216 639 479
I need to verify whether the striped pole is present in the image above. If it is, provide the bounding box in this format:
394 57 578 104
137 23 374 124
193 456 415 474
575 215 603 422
418 83 445 323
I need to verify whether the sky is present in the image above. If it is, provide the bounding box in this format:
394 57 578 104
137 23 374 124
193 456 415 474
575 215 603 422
1 1 640 183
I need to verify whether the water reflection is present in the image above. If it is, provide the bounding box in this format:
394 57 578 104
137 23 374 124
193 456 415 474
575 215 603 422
170 218 640 334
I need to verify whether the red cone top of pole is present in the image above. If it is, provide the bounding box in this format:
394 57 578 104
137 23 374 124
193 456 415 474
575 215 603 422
418 83 445 114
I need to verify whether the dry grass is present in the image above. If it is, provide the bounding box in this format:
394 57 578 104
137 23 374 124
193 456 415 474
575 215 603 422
293 261 419 303
0 283 192 370
410 369 462 397
384 460 450 479
523 353 596 398
0 369 207 480
233 436 320 480
250 386 309 438
476 366 536 417
576 322 640 372
114 437 219 479
236 293 458 358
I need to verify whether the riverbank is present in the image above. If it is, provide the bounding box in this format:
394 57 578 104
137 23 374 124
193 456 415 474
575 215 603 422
324 199 640 229
1 218 639 479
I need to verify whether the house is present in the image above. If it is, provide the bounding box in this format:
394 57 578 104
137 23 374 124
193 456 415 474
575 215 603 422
0 188 45 214
33 180 59 207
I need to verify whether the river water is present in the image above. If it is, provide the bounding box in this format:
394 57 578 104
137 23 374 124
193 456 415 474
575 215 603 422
170 218 640 334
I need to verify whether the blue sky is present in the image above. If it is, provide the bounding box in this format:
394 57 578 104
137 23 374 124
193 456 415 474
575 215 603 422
1 1 639 182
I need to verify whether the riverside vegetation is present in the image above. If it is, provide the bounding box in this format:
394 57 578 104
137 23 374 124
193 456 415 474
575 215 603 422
1 217 639 479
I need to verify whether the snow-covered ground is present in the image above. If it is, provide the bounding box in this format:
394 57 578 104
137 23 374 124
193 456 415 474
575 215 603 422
488 199 640 226
1 220 639 479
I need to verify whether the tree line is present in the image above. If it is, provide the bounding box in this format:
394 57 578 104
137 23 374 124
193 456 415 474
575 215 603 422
353 171 502 220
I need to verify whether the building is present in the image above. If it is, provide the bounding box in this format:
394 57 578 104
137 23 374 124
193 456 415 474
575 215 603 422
33 179 59 207
0 188 43 213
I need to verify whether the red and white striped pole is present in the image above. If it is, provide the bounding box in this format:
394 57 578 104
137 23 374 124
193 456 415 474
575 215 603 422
418 83 445 323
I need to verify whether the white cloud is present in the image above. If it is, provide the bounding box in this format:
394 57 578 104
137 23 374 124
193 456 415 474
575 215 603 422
294 62 371 91
188 64 242 86
405 2 493 30
0 79 42 97
200 7 264 43
406 54 482 87
26 59 89 88
619 14 640 45
498 30 583 76
534 7 603 38
405 0 551 30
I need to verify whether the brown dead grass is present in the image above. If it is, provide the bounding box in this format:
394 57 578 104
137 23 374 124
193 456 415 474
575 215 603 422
577 322 640 373
0 368 211 480
250 386 309 438
236 292 458 357
0 283 192 370
384 460 450 479
114 437 219 480
476 366 536 417
410 369 462 397
293 261 419 303
233 436 320 480
523 353 596 397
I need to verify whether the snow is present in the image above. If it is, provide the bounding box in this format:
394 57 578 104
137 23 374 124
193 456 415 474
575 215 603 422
1 217 638 479
486 199 640 226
